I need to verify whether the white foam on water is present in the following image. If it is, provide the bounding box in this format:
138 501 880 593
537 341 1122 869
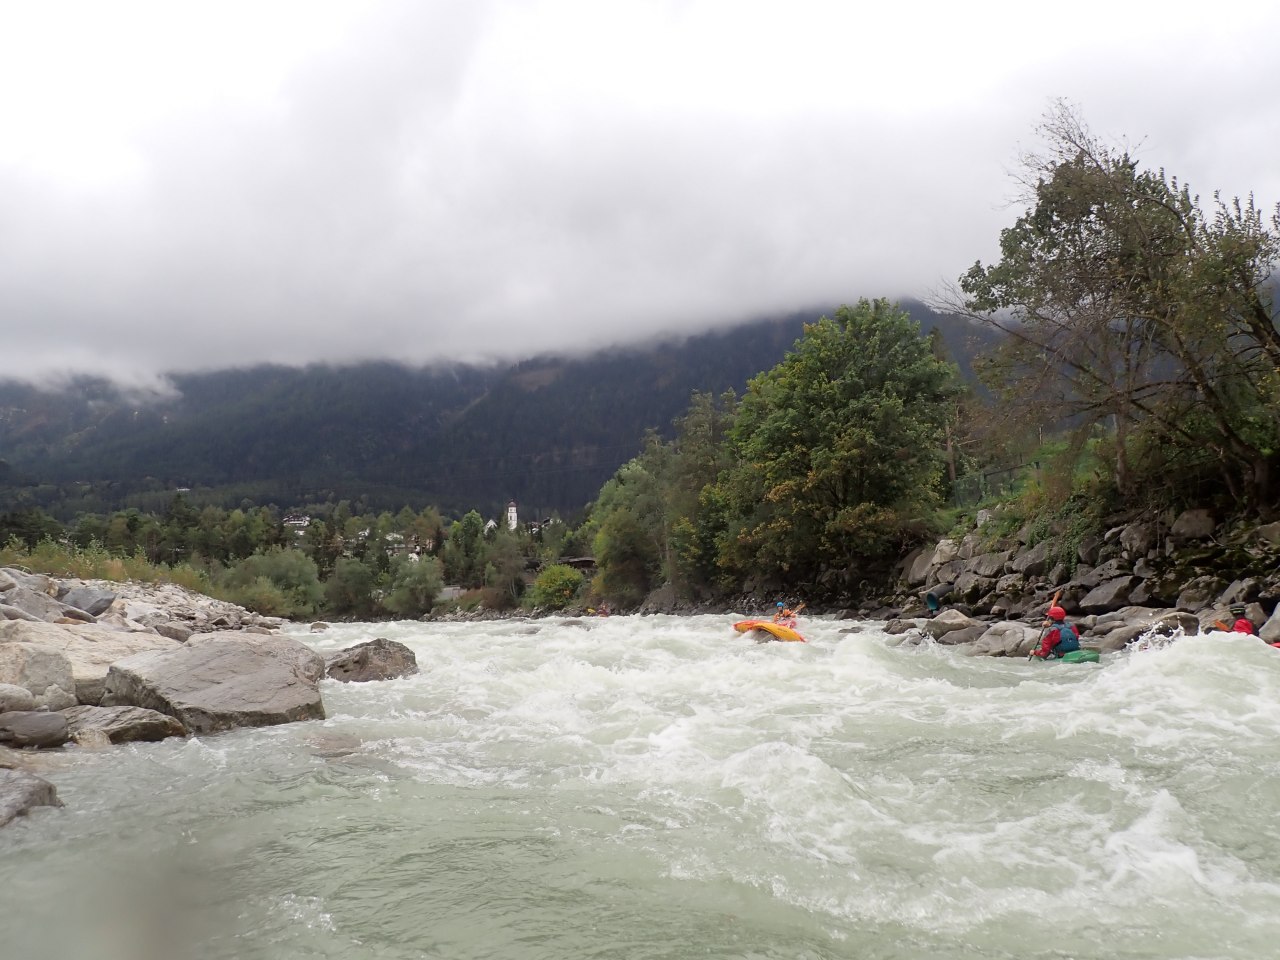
6 613 1280 958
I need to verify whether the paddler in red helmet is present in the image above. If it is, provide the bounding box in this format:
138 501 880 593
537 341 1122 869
1031 605 1081 659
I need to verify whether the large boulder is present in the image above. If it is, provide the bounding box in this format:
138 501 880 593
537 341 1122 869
1119 522 1156 558
905 549 934 586
0 585 94 624
967 551 1013 578
1176 576 1228 612
101 632 326 734
62 705 187 744
0 643 77 710
968 621 1039 657
0 683 36 712
1078 559 1132 589
0 768 61 827
0 621 179 705
0 603 41 622
1010 542 1050 578
57 583 118 617
0 711 71 749
1170 509 1216 540
1261 607 1280 643
922 609 984 640
1079 577 1139 614
930 539 961 567
325 638 419 683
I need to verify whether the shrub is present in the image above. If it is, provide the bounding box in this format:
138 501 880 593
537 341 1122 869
527 564 585 610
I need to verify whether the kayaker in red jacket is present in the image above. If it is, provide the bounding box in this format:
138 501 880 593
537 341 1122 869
1031 605 1081 659
1229 605 1256 635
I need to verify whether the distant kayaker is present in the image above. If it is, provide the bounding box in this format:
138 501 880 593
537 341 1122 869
1229 605 1256 635
1031 605 1081 659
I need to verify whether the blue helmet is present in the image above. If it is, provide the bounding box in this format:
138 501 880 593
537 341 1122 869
776 601 785 608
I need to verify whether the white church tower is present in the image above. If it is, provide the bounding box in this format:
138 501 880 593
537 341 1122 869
506 500 518 531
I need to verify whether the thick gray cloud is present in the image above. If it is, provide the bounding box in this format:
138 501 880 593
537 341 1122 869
1 0 1277 387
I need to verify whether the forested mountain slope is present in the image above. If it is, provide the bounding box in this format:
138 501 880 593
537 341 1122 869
1 302 993 518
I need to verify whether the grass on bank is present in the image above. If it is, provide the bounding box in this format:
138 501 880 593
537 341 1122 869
1 536 216 594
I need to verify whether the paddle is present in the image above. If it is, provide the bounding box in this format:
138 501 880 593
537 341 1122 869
1029 590 1062 661
1214 620 1230 632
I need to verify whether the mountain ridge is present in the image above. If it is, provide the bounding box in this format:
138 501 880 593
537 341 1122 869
1 301 996 519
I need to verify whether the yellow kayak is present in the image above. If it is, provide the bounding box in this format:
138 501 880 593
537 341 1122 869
733 619 806 643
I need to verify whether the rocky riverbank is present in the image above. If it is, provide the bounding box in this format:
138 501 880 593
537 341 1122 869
0 568 418 828
878 506 1280 655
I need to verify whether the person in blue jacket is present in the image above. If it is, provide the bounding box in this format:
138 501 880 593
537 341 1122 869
1031 605 1080 659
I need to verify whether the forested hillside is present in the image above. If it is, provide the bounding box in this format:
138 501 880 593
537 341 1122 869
0 302 993 520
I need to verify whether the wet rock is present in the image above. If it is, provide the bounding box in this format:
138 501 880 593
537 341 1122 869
1260 608 1280 643
0 711 71 749
922 609 983 639
102 632 325 734
0 768 61 826
325 638 419 683
62 705 187 744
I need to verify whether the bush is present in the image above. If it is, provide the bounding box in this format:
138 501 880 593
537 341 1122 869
220 547 323 618
382 555 443 619
230 576 295 618
527 564 585 610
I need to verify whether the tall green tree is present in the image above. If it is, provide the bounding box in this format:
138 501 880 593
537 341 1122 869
958 102 1280 510
714 299 957 595
441 510 486 587
383 555 443 618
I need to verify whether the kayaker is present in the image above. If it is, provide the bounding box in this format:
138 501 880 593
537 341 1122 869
772 601 798 627
1229 605 1256 635
1031 605 1081 659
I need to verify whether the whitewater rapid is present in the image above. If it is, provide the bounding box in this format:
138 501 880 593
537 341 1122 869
4 613 1280 960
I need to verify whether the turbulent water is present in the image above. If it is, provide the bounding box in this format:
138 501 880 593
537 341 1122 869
5 615 1280 960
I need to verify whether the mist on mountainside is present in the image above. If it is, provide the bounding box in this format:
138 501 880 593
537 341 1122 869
0 302 996 519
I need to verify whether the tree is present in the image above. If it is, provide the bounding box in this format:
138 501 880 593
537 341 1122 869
589 453 668 606
481 528 526 608
382 555 443 618
713 299 957 595
441 510 486 587
324 557 377 618
957 101 1280 511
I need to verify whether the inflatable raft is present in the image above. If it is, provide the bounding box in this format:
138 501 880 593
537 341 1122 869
733 619 806 643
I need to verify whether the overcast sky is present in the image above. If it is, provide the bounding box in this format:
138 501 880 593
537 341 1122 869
2 0 1277 391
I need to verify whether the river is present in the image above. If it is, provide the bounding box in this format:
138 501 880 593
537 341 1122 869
4 614 1280 960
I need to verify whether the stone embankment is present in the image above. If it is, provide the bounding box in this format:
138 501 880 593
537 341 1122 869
884 507 1280 655
0 568 412 828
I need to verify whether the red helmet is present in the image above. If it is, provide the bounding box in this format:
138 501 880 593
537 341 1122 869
1047 605 1066 621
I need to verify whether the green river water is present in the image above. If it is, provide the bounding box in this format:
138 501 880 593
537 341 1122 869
3 614 1280 960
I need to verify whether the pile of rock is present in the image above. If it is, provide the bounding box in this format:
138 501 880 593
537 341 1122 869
885 508 1280 656
0 568 417 828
